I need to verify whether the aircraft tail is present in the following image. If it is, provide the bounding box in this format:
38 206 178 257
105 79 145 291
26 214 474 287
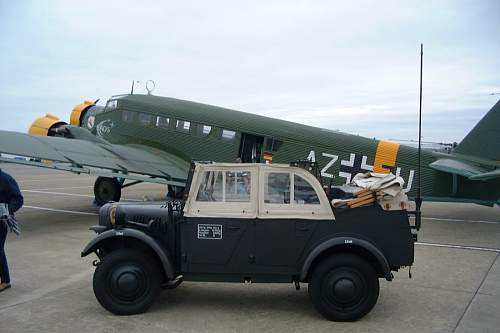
454 99 500 161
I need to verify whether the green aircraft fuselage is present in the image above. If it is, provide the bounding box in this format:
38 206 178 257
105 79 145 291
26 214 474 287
74 94 499 206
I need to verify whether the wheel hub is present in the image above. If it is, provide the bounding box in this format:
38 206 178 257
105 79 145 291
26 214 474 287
333 278 356 303
99 182 115 200
109 265 147 301
323 269 365 307
117 272 139 294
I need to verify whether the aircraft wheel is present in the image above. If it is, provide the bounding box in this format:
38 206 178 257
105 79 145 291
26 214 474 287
94 177 122 205
308 254 379 321
93 249 161 315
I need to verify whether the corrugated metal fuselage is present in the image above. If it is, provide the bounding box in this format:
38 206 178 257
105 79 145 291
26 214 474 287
82 94 500 205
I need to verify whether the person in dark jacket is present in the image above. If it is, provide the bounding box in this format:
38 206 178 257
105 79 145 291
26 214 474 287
0 167 24 292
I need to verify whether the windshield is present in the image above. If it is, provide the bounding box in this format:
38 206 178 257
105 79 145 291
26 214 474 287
105 99 117 111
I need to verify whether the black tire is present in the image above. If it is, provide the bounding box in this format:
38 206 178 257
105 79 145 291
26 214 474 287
308 254 379 321
94 177 122 206
93 249 161 315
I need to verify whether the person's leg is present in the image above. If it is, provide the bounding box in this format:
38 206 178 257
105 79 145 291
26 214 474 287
0 222 10 284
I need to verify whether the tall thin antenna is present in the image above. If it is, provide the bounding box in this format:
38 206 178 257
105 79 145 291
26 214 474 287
130 80 135 95
418 44 423 199
415 43 423 230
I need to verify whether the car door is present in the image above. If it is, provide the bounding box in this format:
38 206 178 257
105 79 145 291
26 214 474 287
182 167 257 274
254 171 324 271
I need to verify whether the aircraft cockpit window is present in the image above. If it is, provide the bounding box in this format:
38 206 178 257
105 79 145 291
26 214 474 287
122 110 135 122
156 116 170 128
105 100 117 111
221 129 236 142
138 113 153 126
176 120 191 132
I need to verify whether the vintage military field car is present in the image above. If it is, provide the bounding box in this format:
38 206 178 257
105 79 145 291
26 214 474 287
82 162 418 321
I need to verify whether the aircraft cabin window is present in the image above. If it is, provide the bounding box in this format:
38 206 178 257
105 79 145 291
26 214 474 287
176 120 191 132
201 125 212 136
221 129 236 142
294 174 320 205
156 116 169 128
264 172 290 204
138 113 153 126
265 138 283 152
122 110 135 122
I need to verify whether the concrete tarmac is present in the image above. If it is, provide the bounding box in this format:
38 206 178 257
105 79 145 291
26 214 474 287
1 165 499 333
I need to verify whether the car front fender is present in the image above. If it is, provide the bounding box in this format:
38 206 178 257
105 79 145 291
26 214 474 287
300 236 392 281
81 228 175 280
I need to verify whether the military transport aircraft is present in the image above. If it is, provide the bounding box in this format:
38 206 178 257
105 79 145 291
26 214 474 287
0 93 499 206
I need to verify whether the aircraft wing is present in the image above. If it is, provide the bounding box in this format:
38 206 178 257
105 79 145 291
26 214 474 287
0 130 188 186
429 156 500 181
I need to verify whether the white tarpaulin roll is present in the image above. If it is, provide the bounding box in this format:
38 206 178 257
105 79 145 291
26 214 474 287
351 172 410 211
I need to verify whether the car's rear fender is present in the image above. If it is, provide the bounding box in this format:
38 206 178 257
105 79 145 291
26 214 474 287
81 228 175 280
300 237 393 281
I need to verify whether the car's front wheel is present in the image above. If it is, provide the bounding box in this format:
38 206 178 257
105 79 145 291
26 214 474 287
308 253 379 321
93 249 161 315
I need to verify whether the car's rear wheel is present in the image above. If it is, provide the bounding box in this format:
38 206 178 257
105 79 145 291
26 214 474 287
93 249 161 315
94 177 121 206
308 253 379 321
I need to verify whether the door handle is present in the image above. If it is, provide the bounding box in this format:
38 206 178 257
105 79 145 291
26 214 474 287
227 225 241 230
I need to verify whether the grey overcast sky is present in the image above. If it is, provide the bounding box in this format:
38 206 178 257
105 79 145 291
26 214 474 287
0 0 498 143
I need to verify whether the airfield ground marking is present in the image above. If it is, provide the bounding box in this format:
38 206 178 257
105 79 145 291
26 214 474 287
23 205 99 216
23 190 96 198
22 189 143 201
16 177 94 183
24 186 93 191
416 242 500 253
411 216 500 224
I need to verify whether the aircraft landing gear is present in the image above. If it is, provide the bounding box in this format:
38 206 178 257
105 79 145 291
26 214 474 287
167 185 184 199
94 177 122 206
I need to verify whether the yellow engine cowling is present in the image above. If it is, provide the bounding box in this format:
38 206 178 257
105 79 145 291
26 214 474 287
28 113 67 136
70 100 95 126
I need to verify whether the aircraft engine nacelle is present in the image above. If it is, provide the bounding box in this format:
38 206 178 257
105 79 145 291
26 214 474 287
28 113 68 136
70 100 96 127
28 100 100 137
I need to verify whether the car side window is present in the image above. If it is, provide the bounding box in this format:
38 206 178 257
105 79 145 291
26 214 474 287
225 171 251 202
264 172 290 204
196 171 223 202
196 170 251 202
294 174 320 205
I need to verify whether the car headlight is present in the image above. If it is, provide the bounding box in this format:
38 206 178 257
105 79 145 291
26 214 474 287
109 204 118 225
